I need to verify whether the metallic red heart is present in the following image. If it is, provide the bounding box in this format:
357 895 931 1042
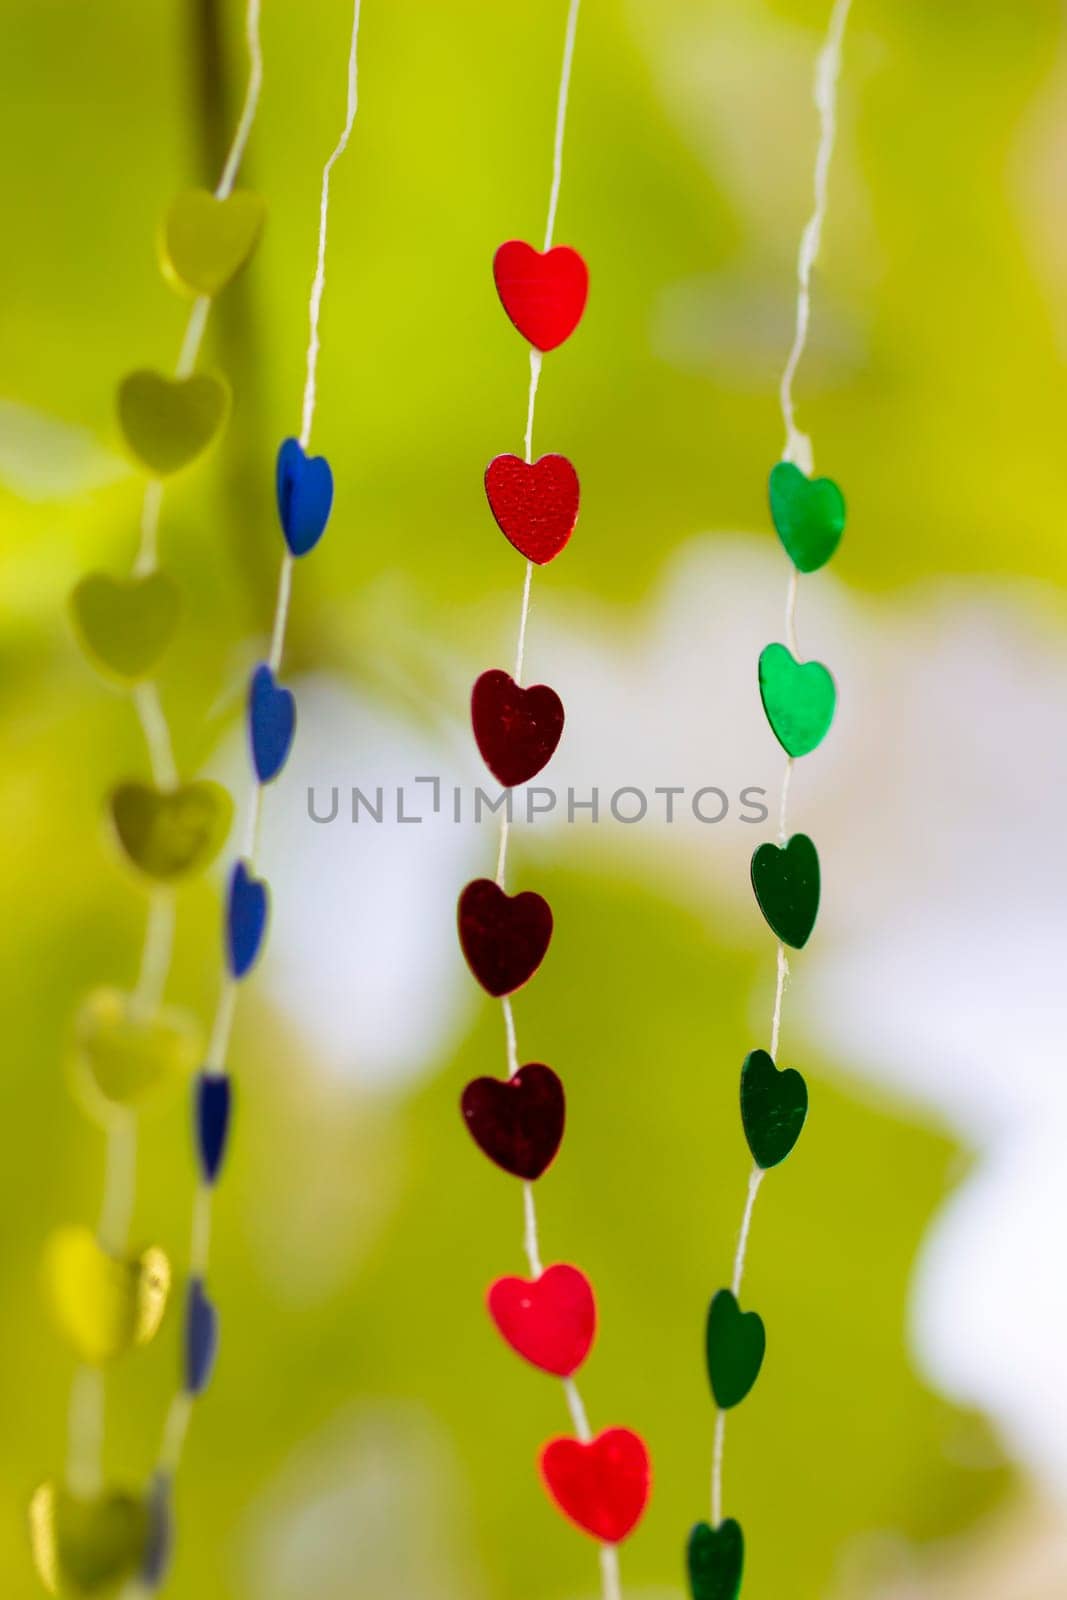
493 240 589 351
484 453 579 565
540 1427 651 1544
460 1062 565 1179
488 1263 595 1377
471 670 565 788
457 879 553 997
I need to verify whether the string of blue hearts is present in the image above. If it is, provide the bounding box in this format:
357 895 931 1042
689 4 854 1597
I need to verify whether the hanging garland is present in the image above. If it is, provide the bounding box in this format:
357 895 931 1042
687 4 854 1597
456 4 651 1596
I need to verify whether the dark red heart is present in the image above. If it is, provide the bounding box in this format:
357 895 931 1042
493 240 589 352
484 454 579 565
458 879 553 997
471 670 565 788
460 1062 565 1179
488 1264 595 1377
540 1428 651 1544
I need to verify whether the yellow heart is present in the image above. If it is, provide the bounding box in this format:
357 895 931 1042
69 988 200 1119
107 779 233 881
30 1482 150 1597
116 370 230 477
43 1226 170 1365
69 570 180 682
159 187 266 298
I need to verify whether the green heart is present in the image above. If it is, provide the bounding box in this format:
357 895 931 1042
768 461 845 573
159 187 266 298
70 571 180 682
116 370 230 477
750 833 820 949
70 988 200 1117
741 1049 808 1169
108 780 233 881
758 642 836 758
706 1289 765 1409
43 1226 170 1365
687 1519 744 1600
30 1482 150 1597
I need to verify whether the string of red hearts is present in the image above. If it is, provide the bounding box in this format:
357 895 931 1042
456 3 651 1596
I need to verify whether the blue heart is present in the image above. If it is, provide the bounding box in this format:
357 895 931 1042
227 860 268 979
276 437 333 556
249 663 296 784
184 1277 219 1395
195 1073 232 1183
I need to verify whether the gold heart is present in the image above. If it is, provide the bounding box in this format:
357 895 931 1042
116 370 230 477
69 571 180 682
30 1481 150 1596
159 187 266 298
43 1226 170 1365
108 779 233 881
69 988 200 1119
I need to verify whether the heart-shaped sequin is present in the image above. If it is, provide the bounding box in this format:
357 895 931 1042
227 860 268 979
741 1049 808 1170
249 663 296 784
30 1482 151 1598
488 1263 596 1377
540 1428 651 1544
159 188 266 298
70 988 200 1118
70 571 180 682
768 462 845 573
706 1289 765 1410
184 1278 219 1395
493 240 589 351
43 1226 170 1365
687 1519 744 1600
117 371 230 477
195 1073 233 1184
484 454 580 565
750 833 820 949
471 669 565 788
461 1062 565 1179
109 780 233 882
758 643 836 758
276 437 334 556
458 879 553 997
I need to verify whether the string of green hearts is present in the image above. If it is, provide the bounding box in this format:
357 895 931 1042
32 8 267 1597
689 4 854 1597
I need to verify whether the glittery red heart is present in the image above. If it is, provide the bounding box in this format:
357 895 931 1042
484 454 579 566
493 240 589 351
460 1062 565 1179
458 879 553 997
488 1264 595 1377
540 1428 651 1544
471 670 565 788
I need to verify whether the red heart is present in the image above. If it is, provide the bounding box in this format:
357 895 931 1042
484 454 579 566
540 1428 651 1544
488 1264 595 1377
472 670 565 788
493 240 589 351
458 879 553 997
461 1062 565 1179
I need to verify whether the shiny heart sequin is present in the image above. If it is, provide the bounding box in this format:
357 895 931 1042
195 1073 232 1184
227 861 268 979
30 1482 150 1598
276 437 333 556
117 371 230 477
43 1226 170 1365
705 1289 765 1410
184 1278 219 1395
70 571 180 682
159 188 266 298
488 1263 595 1377
540 1428 651 1544
458 878 553 997
70 988 199 1117
758 643 836 758
687 1519 744 1600
461 1062 565 1179
471 670 565 787
741 1049 808 1169
493 240 589 351
768 462 845 573
484 454 579 565
750 833 820 949
249 663 296 783
109 780 233 881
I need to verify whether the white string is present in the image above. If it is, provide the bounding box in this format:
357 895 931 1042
299 0 362 449
543 0 582 252
215 0 264 200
